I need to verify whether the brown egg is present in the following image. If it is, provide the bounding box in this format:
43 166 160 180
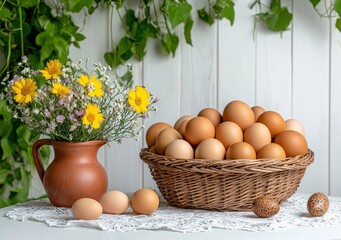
244 123 271 152
195 138 226 160
72 198 102 220
257 111 286 138
146 122 172 148
100 191 129 214
155 128 182 155
285 119 305 136
165 139 194 159
226 142 256 160
307 192 329 217
257 143 286 159
252 196 280 218
178 120 189 138
174 115 194 130
198 107 222 128
251 105 265 121
223 100 255 131
274 130 308 157
185 117 215 146
215 121 243 150
130 188 159 215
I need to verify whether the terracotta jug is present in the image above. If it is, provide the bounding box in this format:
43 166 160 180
32 139 108 207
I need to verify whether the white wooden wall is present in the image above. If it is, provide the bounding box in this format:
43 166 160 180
30 0 341 198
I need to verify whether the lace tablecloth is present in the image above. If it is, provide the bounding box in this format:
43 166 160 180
5 194 341 233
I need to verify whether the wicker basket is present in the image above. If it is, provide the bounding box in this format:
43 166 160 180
140 148 314 211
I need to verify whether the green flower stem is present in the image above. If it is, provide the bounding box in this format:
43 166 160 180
0 1 6 9
0 32 12 78
17 0 24 56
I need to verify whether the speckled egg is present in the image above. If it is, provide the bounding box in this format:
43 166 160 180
252 196 280 218
307 192 329 217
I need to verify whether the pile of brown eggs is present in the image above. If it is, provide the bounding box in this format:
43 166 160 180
71 188 159 220
146 100 308 160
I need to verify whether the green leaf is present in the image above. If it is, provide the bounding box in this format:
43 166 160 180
145 6 151 18
0 198 11 208
198 8 215 25
184 17 193 45
38 16 51 30
166 1 192 29
161 33 179 56
73 41 81 48
39 41 53 62
18 0 38 8
0 119 12 138
213 0 235 25
0 169 9 183
0 100 12 119
74 33 86 41
1 138 13 160
62 0 95 12
118 37 133 60
334 0 341 16
14 168 22 181
0 7 12 21
9 167 30 203
270 0 281 11
132 40 147 61
16 125 31 148
104 51 117 68
133 19 158 40
125 9 137 30
336 18 341 32
260 7 292 32
309 0 321 8
53 37 69 61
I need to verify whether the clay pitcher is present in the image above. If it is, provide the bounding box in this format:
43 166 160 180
32 139 108 207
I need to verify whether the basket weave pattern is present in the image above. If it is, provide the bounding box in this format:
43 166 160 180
140 148 314 211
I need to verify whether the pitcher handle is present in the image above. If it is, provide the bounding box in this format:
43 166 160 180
32 139 52 183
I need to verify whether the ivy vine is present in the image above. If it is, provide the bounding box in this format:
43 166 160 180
100 0 235 68
252 0 341 32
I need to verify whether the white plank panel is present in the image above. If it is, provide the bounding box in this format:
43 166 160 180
218 0 256 111
292 0 330 194
105 2 144 193
180 0 217 114
255 0 292 120
105 61 144 194
69 8 108 66
142 44 181 190
330 18 341 197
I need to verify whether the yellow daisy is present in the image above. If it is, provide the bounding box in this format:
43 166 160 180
11 78 37 104
82 103 104 129
78 74 104 98
128 85 151 114
51 82 71 98
40 59 63 80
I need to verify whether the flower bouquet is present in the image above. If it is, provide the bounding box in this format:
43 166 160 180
2 57 157 142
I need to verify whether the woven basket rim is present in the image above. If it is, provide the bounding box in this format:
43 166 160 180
140 148 314 174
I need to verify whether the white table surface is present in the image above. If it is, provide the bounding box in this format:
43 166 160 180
1 198 341 240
